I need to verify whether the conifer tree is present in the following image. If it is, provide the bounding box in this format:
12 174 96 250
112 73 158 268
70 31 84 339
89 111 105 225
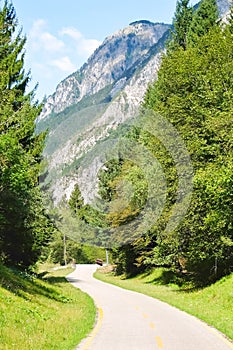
187 0 219 45
68 184 84 214
0 1 50 268
170 0 193 50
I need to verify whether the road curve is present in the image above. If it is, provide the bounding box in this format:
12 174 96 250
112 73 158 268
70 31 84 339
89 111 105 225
67 264 233 350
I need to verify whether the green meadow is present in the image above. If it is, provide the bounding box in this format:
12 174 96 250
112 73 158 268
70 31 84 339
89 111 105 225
0 265 96 350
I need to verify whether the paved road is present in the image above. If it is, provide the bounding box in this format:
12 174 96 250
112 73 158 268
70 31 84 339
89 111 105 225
67 264 233 350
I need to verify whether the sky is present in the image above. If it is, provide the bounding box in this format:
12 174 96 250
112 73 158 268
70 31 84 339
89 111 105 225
11 0 199 101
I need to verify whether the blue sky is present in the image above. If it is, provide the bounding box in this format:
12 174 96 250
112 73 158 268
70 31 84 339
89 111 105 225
12 0 199 100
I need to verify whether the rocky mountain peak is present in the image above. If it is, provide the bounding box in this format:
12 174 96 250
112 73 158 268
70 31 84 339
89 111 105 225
217 0 231 16
38 21 170 121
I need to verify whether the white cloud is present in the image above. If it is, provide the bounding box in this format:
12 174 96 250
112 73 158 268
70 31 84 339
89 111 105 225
40 32 65 52
80 38 101 56
29 19 64 52
61 26 101 56
50 56 76 72
25 20 101 99
60 27 82 40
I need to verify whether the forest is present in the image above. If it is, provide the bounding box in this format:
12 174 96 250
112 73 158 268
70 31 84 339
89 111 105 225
0 0 232 287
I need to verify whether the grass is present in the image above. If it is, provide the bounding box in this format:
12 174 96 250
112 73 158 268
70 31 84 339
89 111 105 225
0 264 96 350
95 267 233 342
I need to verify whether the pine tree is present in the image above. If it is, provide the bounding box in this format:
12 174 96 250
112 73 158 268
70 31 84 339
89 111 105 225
170 0 193 50
0 1 49 269
187 0 219 45
68 184 84 214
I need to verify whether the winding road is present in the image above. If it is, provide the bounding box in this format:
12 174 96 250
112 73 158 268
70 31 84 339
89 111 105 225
67 264 233 350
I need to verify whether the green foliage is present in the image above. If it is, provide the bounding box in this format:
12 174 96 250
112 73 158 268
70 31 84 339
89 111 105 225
0 1 50 269
187 0 219 45
110 4 233 281
98 158 124 201
68 184 84 214
103 159 148 228
67 157 149 239
142 21 233 282
47 231 105 265
170 0 193 50
112 243 140 277
178 161 233 281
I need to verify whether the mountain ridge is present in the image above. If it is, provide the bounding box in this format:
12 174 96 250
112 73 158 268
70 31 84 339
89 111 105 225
38 20 170 122
38 19 171 204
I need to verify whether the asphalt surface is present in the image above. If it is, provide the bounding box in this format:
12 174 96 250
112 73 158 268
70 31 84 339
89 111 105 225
67 264 233 350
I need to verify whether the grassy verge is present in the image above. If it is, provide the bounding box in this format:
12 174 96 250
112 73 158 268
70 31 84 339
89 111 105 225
0 264 96 350
95 267 233 341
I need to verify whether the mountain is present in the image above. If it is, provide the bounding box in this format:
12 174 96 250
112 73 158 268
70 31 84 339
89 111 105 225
38 21 169 122
37 20 171 204
217 0 231 16
37 0 231 206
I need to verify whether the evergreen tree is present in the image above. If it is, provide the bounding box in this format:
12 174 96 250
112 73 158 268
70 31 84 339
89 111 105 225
0 1 49 269
187 0 219 45
170 0 193 50
68 184 84 214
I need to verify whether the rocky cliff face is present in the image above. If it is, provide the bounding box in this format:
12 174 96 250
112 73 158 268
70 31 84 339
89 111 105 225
217 0 231 16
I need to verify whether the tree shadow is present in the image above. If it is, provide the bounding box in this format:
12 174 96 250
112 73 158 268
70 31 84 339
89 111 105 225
42 275 67 285
144 269 202 292
0 266 71 303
